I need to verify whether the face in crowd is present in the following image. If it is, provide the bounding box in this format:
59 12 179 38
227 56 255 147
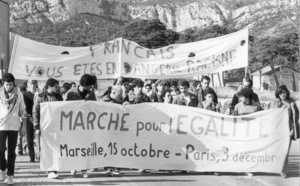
179 85 188 95
279 89 287 100
134 85 143 95
27 80 37 92
145 85 151 93
195 83 201 90
157 83 165 93
60 86 67 95
4 81 14 92
242 80 251 89
170 85 176 91
164 92 173 104
151 83 157 92
48 84 60 94
201 79 210 89
205 93 214 103
122 82 130 93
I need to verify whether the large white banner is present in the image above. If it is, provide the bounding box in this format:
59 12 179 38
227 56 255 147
40 101 289 173
9 28 248 80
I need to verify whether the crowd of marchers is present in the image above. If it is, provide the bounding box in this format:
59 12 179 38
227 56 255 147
0 73 299 185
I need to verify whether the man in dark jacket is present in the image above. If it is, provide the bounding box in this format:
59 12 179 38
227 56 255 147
64 74 96 101
22 80 39 162
197 76 218 104
32 78 62 179
172 80 198 107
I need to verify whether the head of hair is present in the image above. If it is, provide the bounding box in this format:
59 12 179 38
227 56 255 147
178 80 190 88
132 78 144 88
2 73 15 84
155 80 167 87
203 87 215 97
70 82 76 87
121 77 129 85
171 80 178 87
275 85 290 100
243 77 253 88
201 76 211 82
91 75 97 85
162 88 173 102
18 84 27 92
79 74 95 87
193 80 201 88
62 82 72 91
45 78 59 89
236 88 253 100
164 80 171 87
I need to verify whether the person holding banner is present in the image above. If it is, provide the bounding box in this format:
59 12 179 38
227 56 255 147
232 87 262 116
230 78 260 114
0 73 27 185
64 74 97 178
269 85 299 178
65 74 96 102
32 78 62 179
232 87 262 177
172 80 198 107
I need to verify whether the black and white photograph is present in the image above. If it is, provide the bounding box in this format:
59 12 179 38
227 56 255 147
0 0 299 185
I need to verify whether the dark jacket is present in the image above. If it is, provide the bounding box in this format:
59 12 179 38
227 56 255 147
23 91 34 116
32 92 63 129
172 93 199 107
65 86 96 101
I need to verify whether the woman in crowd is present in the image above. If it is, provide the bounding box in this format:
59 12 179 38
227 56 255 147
232 88 262 116
0 73 27 185
198 87 221 112
269 85 299 178
232 87 262 177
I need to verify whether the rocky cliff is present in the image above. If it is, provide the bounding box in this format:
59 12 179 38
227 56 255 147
8 0 300 35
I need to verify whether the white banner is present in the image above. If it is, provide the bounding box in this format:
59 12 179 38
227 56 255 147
40 101 289 173
9 28 248 80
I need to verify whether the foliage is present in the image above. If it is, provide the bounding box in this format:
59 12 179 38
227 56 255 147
176 25 237 43
10 14 124 47
120 19 179 49
249 32 299 72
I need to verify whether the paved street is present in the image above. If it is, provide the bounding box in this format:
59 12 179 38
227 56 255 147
2 140 299 186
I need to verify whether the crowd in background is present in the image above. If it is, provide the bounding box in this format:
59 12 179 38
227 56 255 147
0 72 299 184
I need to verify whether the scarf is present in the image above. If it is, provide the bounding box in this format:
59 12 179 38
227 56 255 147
128 91 148 104
0 86 19 119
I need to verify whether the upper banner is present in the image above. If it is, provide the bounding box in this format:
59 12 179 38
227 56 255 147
40 101 289 173
9 28 248 80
